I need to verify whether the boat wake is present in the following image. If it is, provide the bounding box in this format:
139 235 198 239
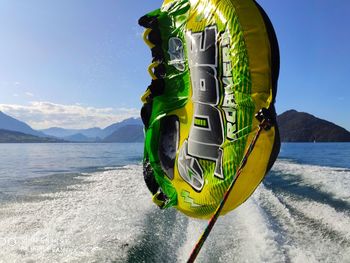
0 160 349 262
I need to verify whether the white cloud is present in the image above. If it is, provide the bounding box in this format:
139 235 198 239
25 92 34 97
0 101 140 129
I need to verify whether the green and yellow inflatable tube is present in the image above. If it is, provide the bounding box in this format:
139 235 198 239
140 0 280 219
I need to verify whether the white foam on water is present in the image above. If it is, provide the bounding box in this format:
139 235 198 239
177 167 350 263
177 191 286 263
254 185 317 262
273 159 350 202
1 161 350 262
282 197 350 240
254 184 350 263
217 197 285 263
0 165 152 263
176 218 205 262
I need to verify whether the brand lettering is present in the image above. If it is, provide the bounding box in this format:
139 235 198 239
177 26 237 190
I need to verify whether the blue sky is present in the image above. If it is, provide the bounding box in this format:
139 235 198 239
0 0 349 129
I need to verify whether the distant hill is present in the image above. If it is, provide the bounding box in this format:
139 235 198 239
277 110 350 142
0 129 64 143
103 125 144 143
40 117 142 141
41 127 102 138
0 111 45 137
99 118 143 139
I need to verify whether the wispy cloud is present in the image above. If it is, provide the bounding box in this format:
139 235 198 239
0 101 139 129
25 92 34 97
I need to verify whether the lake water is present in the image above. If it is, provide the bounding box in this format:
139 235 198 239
0 142 349 262
0 143 143 203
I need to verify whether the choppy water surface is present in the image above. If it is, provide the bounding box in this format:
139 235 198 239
0 143 143 202
0 143 349 262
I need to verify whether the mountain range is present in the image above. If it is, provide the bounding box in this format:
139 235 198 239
1 110 349 143
0 111 45 137
0 111 143 143
39 117 142 140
